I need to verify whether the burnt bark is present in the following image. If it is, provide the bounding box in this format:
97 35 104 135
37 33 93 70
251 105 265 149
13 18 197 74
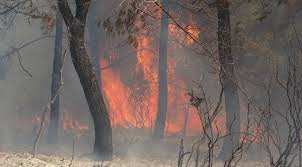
153 0 169 140
58 0 112 160
216 0 240 160
47 11 63 144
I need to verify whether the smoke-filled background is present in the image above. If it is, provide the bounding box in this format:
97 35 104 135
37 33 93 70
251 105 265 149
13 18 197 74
0 0 302 163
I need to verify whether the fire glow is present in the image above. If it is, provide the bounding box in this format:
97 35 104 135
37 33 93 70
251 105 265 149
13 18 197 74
31 111 88 135
101 16 204 136
29 15 225 137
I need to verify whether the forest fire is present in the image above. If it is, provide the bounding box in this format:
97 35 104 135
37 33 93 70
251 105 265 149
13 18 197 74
2 0 301 165
101 16 204 136
31 111 88 136
61 111 89 135
27 14 219 137
168 24 200 46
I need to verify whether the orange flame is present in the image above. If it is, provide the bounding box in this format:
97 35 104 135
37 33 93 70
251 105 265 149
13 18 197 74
31 111 88 136
101 13 206 136
62 111 89 135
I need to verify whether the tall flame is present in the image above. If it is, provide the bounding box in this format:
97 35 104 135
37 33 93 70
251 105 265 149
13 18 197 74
101 14 206 136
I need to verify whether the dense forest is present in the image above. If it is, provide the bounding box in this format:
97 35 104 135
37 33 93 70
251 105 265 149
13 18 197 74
0 0 301 166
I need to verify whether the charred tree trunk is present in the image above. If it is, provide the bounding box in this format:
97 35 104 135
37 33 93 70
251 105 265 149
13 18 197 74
47 11 63 144
216 0 240 160
153 0 169 140
58 0 112 160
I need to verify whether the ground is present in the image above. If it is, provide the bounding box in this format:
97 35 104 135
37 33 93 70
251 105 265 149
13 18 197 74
0 152 174 167
0 152 269 167
0 129 269 167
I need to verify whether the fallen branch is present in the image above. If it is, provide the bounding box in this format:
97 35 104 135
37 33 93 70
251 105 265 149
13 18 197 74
32 50 67 158
16 49 32 78
32 104 49 158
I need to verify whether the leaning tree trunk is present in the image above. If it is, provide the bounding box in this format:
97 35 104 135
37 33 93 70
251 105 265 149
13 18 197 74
47 10 63 144
58 0 112 160
153 0 169 140
216 0 240 160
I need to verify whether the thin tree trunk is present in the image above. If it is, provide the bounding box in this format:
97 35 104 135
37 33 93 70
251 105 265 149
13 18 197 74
216 0 240 160
58 0 112 160
182 103 190 137
87 0 101 86
0 60 5 80
153 0 169 140
0 56 10 80
47 10 63 144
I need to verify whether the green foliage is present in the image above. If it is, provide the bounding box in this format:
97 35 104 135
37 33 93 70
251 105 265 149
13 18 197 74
253 0 275 22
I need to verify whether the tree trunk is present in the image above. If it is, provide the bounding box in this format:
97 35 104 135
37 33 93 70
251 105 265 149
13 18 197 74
216 0 240 160
87 0 101 86
58 0 112 160
47 11 63 144
0 56 10 80
182 103 190 137
70 25 112 159
0 60 5 80
153 0 169 140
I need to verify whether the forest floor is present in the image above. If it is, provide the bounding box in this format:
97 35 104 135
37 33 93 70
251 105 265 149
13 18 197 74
0 152 173 167
0 152 268 167
0 129 269 167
